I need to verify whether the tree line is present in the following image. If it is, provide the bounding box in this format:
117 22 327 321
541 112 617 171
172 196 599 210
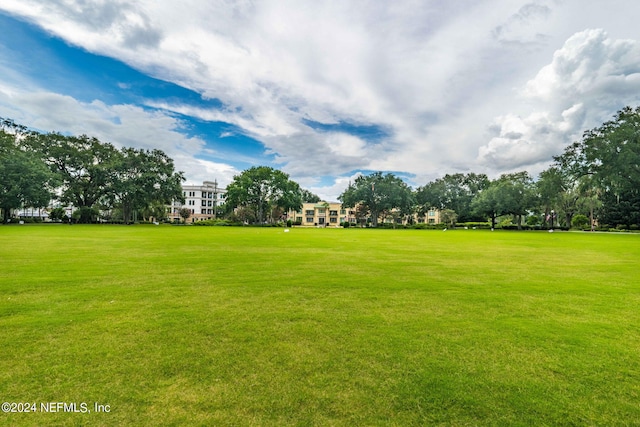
0 118 185 223
338 107 640 230
4 105 639 229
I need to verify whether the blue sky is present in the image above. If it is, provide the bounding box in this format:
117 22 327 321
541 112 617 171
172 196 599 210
2 1 640 200
0 12 271 169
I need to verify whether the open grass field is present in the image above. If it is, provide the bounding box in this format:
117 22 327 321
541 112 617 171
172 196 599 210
0 225 639 426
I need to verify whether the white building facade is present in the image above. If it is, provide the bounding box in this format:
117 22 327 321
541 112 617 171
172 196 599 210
168 180 226 223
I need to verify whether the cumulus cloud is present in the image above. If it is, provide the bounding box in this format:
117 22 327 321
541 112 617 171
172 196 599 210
479 28 640 177
524 29 640 105
479 104 586 170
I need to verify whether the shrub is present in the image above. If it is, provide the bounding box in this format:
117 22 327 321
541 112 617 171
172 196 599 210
410 223 447 230
192 219 242 226
571 214 590 230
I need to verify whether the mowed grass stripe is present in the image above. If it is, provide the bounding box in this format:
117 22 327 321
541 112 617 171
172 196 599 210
0 225 639 425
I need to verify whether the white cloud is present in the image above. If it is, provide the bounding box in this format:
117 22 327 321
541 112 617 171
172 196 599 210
0 86 238 184
524 29 640 103
301 173 364 203
478 28 640 177
3 0 640 199
478 104 585 170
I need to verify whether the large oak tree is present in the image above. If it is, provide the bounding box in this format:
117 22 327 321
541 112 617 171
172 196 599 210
225 166 303 224
339 172 414 227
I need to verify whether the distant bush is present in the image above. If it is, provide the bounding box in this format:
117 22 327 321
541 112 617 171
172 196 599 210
20 217 42 223
499 224 546 231
410 223 446 230
526 215 541 226
571 214 589 230
192 219 242 226
501 225 523 230
378 223 397 229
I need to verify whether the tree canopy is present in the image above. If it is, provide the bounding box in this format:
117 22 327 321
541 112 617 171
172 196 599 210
0 126 57 222
4 105 640 229
415 173 489 222
1 117 184 223
339 172 414 227
554 106 640 227
225 166 303 224
111 148 185 224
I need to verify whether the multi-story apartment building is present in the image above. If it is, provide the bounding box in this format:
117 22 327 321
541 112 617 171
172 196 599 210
288 202 441 227
419 209 441 224
167 180 226 223
288 202 355 227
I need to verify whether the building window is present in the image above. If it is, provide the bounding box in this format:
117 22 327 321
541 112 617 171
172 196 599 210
201 200 207 206
329 210 338 216
340 209 346 215
305 210 314 216
306 217 314 223
429 211 436 217
330 217 337 223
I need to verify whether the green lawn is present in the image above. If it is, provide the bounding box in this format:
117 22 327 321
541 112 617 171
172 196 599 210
1 225 639 426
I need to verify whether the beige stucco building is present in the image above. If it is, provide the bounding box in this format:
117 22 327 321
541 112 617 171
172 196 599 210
288 202 354 227
288 202 440 227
